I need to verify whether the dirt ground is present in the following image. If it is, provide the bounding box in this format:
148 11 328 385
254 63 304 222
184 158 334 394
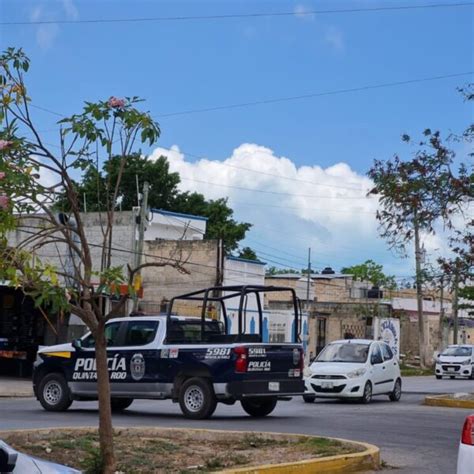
2 427 364 473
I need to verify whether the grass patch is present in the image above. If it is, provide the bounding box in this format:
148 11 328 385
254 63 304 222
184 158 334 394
400 364 433 377
2 428 363 473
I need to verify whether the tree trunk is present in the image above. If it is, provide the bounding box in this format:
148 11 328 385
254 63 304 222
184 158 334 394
95 323 116 473
413 216 427 368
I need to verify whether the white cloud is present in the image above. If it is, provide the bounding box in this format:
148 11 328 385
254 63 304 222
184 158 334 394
148 143 470 275
324 26 345 52
29 0 79 50
293 4 315 21
149 143 392 269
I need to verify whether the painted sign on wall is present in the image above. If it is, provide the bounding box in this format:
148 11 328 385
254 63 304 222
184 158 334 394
374 317 400 359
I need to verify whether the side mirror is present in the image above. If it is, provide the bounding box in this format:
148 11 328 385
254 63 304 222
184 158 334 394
72 338 82 350
0 442 18 473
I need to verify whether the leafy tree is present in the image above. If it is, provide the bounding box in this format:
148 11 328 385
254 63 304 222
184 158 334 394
0 48 186 473
368 129 470 367
237 246 258 261
55 153 251 253
341 259 396 289
266 266 299 275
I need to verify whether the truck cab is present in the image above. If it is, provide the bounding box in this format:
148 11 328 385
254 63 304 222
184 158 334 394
33 285 305 419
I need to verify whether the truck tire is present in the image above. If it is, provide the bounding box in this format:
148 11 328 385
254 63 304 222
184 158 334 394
38 373 72 412
179 377 217 420
111 398 134 412
241 397 277 417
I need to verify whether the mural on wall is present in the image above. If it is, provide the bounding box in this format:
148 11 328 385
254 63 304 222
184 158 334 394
374 317 400 358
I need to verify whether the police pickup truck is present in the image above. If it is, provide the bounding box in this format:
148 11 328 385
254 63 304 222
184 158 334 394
33 285 305 419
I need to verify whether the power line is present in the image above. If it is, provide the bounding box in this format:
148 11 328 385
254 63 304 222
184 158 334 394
2 2 472 26
233 200 375 214
156 72 473 118
179 176 374 199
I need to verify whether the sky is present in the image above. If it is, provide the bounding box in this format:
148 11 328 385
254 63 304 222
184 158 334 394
0 0 473 280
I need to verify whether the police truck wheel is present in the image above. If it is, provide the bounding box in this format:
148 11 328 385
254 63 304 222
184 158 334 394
241 397 277 417
110 398 134 412
38 373 72 412
179 378 217 420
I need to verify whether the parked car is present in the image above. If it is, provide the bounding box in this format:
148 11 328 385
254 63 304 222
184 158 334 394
0 440 80 473
435 345 474 379
457 414 474 474
303 339 402 403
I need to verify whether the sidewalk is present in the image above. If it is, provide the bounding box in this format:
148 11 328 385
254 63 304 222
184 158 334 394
0 377 34 397
403 376 474 395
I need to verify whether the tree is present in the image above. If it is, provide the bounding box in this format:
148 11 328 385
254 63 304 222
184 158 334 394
265 266 299 275
237 246 258 261
341 259 396 289
55 153 252 253
0 48 187 473
368 129 470 367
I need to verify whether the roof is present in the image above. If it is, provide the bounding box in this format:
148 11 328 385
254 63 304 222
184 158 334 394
151 208 208 222
266 273 352 279
226 255 266 266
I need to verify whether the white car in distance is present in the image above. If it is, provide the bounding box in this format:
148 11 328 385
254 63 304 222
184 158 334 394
435 345 474 380
304 339 402 404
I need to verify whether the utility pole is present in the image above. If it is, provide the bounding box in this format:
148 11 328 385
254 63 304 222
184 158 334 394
306 247 312 304
453 267 459 344
133 181 149 312
413 212 426 367
438 275 445 351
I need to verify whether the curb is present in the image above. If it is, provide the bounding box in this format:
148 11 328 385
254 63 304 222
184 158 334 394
222 439 379 474
424 394 474 409
0 427 380 474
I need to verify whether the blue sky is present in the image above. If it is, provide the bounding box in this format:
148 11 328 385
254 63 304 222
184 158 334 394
1 0 473 278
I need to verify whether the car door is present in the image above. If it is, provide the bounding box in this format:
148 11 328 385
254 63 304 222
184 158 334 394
381 342 398 390
108 319 162 397
369 343 388 394
71 321 126 395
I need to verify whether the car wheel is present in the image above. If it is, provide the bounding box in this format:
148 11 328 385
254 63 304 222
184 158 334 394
241 397 277 417
389 378 402 402
450 376 455 380
179 377 217 420
303 394 316 404
360 381 372 404
38 373 72 412
470 371 474 380
435 375 442 380
110 398 134 412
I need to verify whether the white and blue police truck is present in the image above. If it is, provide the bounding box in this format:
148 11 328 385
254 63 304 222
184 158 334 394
33 285 305 419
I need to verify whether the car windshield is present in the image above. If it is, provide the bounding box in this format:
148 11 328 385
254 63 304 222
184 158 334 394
441 346 472 357
315 343 370 363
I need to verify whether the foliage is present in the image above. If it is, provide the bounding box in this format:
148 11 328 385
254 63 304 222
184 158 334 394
368 129 471 255
237 246 258 261
340 259 396 288
54 152 252 253
266 266 299 275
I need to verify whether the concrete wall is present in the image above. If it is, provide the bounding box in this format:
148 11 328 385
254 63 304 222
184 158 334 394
139 239 219 315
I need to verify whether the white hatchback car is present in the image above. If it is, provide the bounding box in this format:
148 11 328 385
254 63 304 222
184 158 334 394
435 345 474 379
303 339 402 403
457 414 474 474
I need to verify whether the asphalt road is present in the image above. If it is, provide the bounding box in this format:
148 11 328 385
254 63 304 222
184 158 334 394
0 390 471 474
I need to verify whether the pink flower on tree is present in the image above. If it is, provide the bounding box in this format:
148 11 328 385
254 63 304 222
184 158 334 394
0 195 9 210
107 97 125 109
0 172 5 180
0 140 13 150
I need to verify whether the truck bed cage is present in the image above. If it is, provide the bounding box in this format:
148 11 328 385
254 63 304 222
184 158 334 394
166 285 301 344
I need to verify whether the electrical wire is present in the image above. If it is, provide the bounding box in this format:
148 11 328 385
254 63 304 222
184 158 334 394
2 2 472 26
